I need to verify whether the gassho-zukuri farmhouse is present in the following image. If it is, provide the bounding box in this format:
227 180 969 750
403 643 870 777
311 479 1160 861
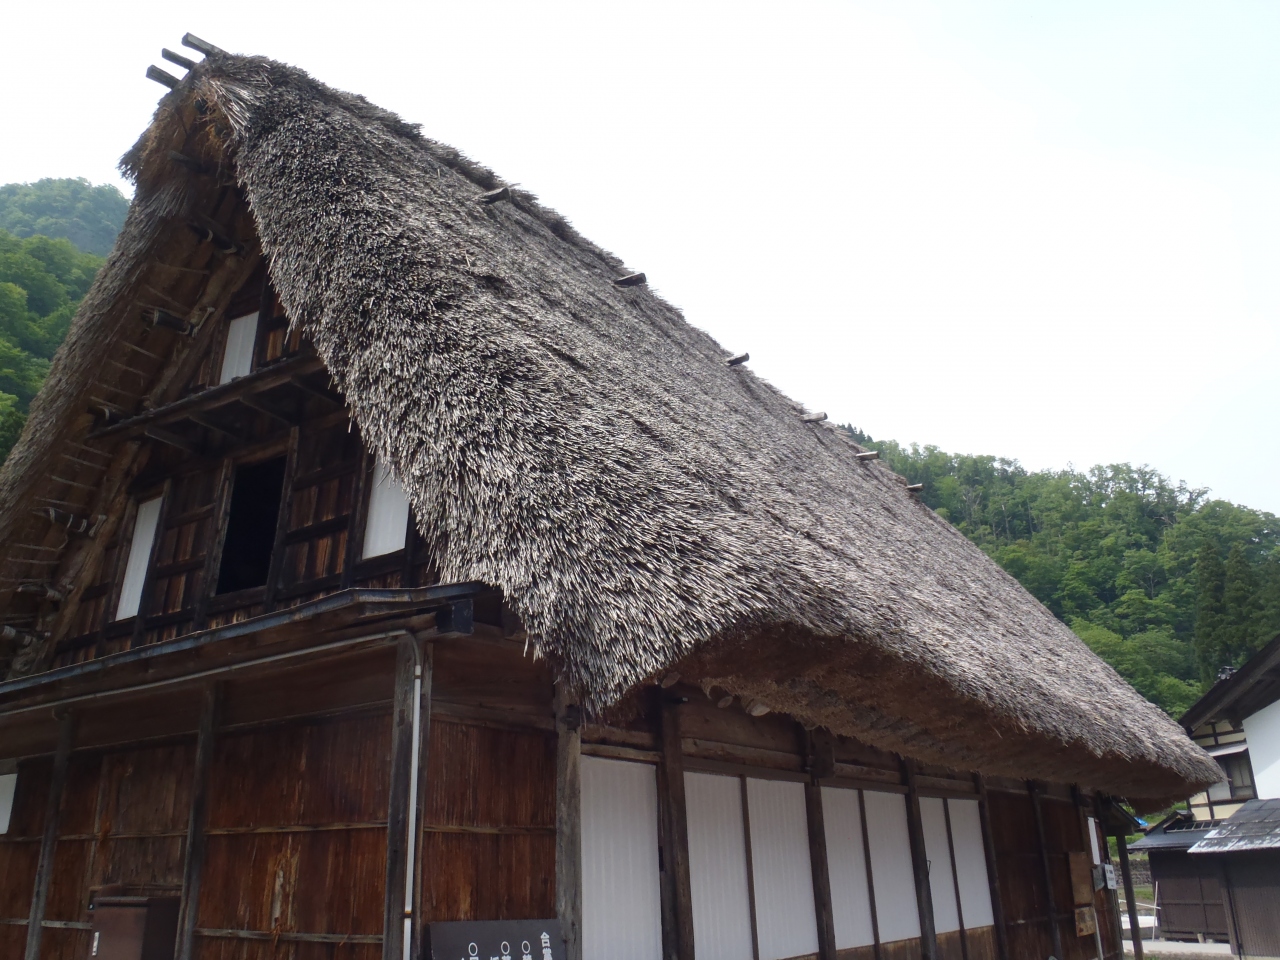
0 36 1219 960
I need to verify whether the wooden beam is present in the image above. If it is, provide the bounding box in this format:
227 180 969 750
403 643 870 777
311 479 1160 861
1028 782 1064 960
86 353 322 442
384 636 417 960
974 776 1010 960
193 459 234 630
902 759 938 960
24 710 75 960
659 697 696 960
804 780 837 960
555 685 583 960
176 683 220 960
1115 832 1143 960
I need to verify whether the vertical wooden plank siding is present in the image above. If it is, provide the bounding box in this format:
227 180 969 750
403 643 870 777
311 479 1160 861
176 684 220 960
1115 833 1143 960
554 687 583 960
1027 783 1064 960
24 711 75 960
902 761 938 960
973 777 1009 960
385 636 417 960
659 699 696 960
804 781 838 960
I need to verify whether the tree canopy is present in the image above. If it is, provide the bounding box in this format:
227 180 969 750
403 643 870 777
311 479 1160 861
0 178 129 257
845 428 1280 717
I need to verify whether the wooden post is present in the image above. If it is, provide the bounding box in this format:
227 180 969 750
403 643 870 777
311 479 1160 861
1115 833 1143 960
407 641 432 960
25 710 75 960
1096 795 1125 960
857 790 883 960
902 759 938 960
384 636 418 960
974 776 1010 960
1028 782 1064 960
804 781 837 960
740 776 760 960
262 425 300 612
555 685 583 960
942 800 970 960
659 697 696 960
176 683 220 960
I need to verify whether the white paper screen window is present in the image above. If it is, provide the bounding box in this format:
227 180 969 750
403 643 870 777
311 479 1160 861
920 797 961 933
115 496 163 620
746 778 819 960
580 757 663 960
685 772 754 960
821 787 875 949
862 790 920 943
362 461 412 558
218 312 259 384
0 768 16 835
947 799 994 929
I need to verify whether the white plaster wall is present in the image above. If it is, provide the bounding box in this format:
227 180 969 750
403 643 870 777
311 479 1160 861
1242 698 1280 799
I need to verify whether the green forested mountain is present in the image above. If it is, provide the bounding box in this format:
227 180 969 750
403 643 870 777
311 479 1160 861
0 179 125 462
0 176 1275 721
845 429 1280 717
0 178 129 256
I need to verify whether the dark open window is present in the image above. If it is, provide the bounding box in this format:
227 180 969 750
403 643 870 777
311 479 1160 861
216 456 287 594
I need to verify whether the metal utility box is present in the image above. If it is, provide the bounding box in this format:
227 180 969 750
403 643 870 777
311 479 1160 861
88 896 179 960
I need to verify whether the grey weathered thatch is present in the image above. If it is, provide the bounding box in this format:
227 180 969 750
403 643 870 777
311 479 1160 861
0 51 1219 803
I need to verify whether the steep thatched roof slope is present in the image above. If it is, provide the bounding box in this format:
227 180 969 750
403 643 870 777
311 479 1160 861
0 51 1218 802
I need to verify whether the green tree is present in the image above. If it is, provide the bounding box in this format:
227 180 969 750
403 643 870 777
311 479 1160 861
0 178 129 256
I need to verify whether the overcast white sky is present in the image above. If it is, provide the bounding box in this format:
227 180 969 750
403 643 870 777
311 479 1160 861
4 1 1277 511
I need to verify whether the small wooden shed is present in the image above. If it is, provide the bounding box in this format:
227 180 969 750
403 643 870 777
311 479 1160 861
0 38 1218 960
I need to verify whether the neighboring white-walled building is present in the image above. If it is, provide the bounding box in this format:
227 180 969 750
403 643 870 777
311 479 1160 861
1181 635 1280 821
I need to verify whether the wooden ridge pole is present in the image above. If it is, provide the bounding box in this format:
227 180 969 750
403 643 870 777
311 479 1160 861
902 759 938 960
25 710 76 960
659 696 695 960
1028 782 1064 960
555 684 583 960
176 683 221 960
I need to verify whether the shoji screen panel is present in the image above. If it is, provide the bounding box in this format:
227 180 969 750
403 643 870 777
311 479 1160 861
218 311 259 383
820 786 875 951
685 772 754 960
947 799 995 929
363 460 412 558
920 797 961 933
745 778 819 960
115 495 163 620
580 757 663 960
862 790 920 943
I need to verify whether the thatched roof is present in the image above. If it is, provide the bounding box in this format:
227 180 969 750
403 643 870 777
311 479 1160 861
0 50 1218 803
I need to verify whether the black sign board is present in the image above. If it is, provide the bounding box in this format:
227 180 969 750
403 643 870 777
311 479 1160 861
426 919 565 960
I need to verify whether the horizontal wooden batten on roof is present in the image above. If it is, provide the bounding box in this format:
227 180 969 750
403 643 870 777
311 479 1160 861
856 451 879 461
145 65 181 90
614 272 647 287
726 353 750 367
802 412 828 423
161 48 197 71
906 483 924 492
478 186 512 204
181 32 224 57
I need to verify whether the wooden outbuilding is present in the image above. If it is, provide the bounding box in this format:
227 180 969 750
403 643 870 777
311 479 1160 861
0 38 1219 960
